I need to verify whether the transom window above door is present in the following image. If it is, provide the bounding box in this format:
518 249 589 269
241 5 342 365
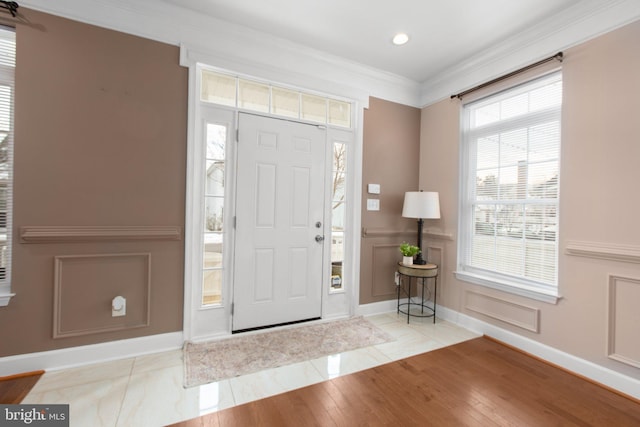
200 69 352 128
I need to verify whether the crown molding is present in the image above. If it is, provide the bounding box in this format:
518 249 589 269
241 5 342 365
20 0 422 107
419 0 640 107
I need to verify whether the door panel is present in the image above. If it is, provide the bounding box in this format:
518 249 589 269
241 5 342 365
233 113 326 331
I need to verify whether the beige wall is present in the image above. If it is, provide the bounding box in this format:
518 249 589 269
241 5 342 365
0 9 187 357
360 97 421 305
420 20 640 380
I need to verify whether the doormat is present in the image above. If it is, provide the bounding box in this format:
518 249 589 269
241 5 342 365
183 316 394 387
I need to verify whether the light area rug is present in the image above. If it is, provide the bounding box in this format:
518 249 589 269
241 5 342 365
183 316 394 387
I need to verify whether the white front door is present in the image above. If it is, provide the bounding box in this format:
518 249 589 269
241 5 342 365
233 113 326 331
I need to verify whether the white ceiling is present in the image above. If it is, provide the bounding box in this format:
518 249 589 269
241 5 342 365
163 0 582 83
22 0 640 106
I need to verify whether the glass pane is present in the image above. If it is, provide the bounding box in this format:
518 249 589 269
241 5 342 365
500 128 527 166
331 209 345 291
497 204 524 238
530 78 562 112
529 121 560 163
528 162 558 199
301 94 326 123
238 79 270 113
201 70 236 106
204 196 224 232
332 172 345 202
205 161 225 196
473 102 500 127
202 269 222 305
272 87 299 118
476 169 498 200
203 233 223 269
206 124 226 160
477 136 499 170
333 142 347 171
0 86 11 132
328 99 350 127
497 165 518 200
474 204 496 236
0 134 8 180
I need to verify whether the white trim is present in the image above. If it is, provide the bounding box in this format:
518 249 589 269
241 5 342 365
566 241 640 264
23 0 419 107
357 299 401 317
454 270 561 304
0 291 15 306
0 332 183 376
436 304 640 400
419 0 640 106
607 275 640 369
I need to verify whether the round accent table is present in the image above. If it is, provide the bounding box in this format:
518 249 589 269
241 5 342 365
396 262 438 324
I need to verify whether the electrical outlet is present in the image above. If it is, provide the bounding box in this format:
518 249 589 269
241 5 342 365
112 296 126 317
394 271 400 286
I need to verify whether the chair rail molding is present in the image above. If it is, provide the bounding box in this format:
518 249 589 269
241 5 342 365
565 241 640 264
20 226 182 243
362 227 453 240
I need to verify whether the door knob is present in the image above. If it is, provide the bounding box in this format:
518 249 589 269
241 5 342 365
315 235 325 242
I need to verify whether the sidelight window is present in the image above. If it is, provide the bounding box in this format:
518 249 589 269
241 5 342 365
0 27 14 306
202 123 227 306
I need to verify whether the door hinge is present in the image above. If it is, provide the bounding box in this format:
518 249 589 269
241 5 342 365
231 302 234 315
233 216 237 229
236 128 239 142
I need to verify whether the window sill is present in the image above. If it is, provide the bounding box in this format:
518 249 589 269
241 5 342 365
0 292 15 307
454 271 561 304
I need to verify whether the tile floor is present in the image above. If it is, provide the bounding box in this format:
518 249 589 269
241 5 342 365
22 313 481 427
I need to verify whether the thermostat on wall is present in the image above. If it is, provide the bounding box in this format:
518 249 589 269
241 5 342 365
368 183 381 194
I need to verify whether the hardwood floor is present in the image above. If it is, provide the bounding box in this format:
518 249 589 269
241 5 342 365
172 337 640 426
0 370 44 404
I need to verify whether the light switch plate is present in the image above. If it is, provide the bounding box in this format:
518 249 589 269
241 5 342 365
368 183 381 194
367 199 380 211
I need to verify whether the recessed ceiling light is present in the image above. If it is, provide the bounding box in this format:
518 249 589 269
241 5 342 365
392 33 409 46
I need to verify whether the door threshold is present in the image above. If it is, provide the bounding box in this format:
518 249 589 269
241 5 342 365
232 317 321 334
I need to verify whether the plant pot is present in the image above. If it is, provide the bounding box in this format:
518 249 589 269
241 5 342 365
402 256 413 266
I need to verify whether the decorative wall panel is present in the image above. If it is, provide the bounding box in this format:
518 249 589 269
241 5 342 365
608 275 640 368
465 290 540 333
371 243 401 298
53 253 151 338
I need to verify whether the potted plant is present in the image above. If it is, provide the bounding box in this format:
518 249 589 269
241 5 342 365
399 242 421 265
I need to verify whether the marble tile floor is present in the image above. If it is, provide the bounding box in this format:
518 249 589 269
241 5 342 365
22 313 481 427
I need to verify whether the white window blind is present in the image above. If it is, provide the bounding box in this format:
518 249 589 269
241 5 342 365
0 27 14 306
458 71 562 296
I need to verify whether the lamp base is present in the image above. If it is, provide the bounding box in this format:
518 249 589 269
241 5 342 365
414 254 427 265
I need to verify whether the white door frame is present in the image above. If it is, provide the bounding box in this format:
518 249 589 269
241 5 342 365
181 57 365 341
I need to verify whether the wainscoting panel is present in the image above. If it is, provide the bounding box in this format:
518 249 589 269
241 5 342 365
53 253 151 338
371 244 401 298
607 275 640 368
465 290 540 333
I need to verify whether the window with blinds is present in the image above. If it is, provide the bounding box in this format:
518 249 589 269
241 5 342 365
458 71 562 297
0 27 14 305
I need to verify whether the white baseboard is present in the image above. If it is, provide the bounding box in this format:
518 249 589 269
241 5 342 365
0 332 184 376
357 298 400 317
435 304 640 400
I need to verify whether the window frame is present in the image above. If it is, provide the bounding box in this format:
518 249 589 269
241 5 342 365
0 27 14 307
455 70 562 304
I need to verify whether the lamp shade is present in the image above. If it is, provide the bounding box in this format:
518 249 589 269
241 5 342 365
402 191 440 219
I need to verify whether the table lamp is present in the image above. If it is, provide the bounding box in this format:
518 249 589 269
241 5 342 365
402 191 440 265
